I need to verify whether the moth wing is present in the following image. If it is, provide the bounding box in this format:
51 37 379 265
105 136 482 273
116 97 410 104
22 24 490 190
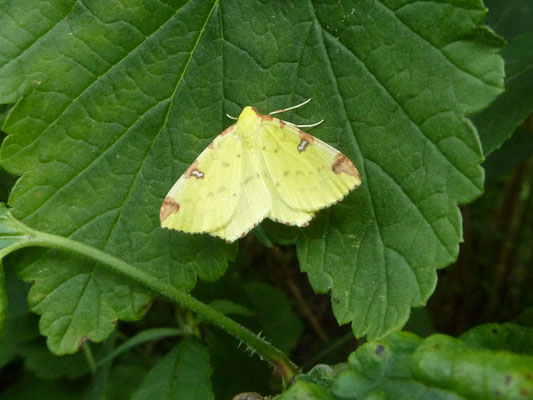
211 135 271 241
258 118 361 215
160 124 243 235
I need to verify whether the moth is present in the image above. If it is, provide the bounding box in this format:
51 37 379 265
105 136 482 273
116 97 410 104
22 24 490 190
160 99 361 242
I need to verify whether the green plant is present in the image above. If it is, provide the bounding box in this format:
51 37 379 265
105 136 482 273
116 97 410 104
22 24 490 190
0 1 531 399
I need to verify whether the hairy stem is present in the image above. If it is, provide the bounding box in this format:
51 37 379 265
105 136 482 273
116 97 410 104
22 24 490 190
10 220 298 382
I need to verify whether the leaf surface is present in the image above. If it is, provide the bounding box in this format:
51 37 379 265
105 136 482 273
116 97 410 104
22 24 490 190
0 0 503 349
285 327 533 400
131 337 214 400
473 0 533 155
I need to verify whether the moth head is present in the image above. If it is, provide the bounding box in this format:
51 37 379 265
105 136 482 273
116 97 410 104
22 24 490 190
236 106 260 134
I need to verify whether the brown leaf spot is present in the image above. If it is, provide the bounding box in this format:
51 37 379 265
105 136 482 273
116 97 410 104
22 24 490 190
332 153 359 177
160 197 180 223
520 388 530 396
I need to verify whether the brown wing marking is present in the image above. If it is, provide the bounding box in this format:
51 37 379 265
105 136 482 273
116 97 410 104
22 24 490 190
297 130 314 152
332 153 359 177
160 197 180 223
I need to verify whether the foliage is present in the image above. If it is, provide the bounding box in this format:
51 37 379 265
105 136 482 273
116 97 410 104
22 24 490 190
0 0 531 399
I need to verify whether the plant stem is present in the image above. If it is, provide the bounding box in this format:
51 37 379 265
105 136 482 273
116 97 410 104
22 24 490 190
21 228 299 382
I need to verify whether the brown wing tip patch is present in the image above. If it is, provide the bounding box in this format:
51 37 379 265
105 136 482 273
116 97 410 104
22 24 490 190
260 113 273 122
332 153 359 178
184 160 205 179
160 197 180 223
297 131 314 152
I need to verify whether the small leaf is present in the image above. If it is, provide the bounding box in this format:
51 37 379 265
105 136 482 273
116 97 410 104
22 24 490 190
0 266 38 368
473 33 533 154
0 372 85 400
275 380 338 400
19 339 89 380
244 282 303 354
131 337 214 400
94 327 186 368
459 323 533 356
208 300 255 318
483 125 533 182
206 330 271 399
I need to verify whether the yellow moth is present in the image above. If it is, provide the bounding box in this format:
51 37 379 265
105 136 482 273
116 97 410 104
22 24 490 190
160 99 361 242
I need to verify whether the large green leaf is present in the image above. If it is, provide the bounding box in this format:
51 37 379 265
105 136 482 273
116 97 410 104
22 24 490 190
284 327 533 400
0 0 236 354
0 0 503 352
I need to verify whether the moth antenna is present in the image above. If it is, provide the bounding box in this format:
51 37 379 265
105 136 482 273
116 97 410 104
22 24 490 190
269 98 312 115
296 119 324 128
226 113 238 120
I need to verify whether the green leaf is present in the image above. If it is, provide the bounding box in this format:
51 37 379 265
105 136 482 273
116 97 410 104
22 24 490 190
483 126 533 182
293 329 533 400
94 327 186 368
0 265 38 368
244 282 303 354
104 364 148 400
459 322 533 355
473 0 533 155
483 0 533 42
206 330 271 399
411 335 533 400
131 337 214 400
473 33 533 155
208 299 255 318
295 0 503 340
0 373 85 400
275 380 338 400
18 339 91 380
0 0 503 349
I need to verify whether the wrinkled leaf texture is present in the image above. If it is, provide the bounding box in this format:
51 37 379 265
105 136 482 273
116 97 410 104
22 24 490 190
0 0 503 353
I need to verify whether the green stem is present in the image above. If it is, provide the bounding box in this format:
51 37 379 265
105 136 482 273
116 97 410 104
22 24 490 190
82 341 97 374
18 227 298 383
